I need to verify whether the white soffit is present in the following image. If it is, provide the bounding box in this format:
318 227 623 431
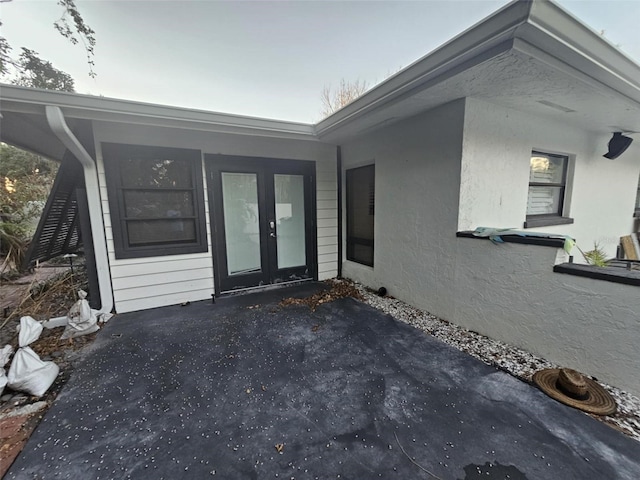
0 84 317 141
1 1 639 146
0 110 68 160
316 0 640 143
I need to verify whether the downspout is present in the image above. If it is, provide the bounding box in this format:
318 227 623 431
336 146 343 278
45 106 114 315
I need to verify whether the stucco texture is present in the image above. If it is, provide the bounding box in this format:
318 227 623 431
341 100 465 317
341 97 640 396
459 97 640 257
452 238 640 396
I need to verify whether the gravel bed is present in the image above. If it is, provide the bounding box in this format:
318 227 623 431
343 280 640 442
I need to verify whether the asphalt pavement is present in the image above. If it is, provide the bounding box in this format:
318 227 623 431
7 283 640 479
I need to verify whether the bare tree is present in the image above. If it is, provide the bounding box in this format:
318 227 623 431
320 78 369 118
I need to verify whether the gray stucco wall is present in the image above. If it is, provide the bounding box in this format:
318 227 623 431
340 99 465 317
452 238 640 396
459 97 640 258
340 98 640 397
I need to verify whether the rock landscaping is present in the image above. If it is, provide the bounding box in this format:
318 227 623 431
1 275 638 478
342 279 640 442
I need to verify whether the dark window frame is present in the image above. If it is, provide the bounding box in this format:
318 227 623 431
525 151 573 228
346 164 375 267
102 143 208 259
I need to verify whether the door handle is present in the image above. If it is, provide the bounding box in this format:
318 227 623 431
270 232 276 238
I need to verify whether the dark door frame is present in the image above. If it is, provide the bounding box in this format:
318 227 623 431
205 155 317 295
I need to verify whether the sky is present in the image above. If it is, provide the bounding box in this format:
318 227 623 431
1 0 639 123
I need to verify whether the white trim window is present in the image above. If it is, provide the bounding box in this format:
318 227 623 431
525 151 573 228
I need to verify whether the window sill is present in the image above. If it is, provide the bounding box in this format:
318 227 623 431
345 258 374 268
456 231 566 248
524 216 574 229
114 243 208 260
554 262 640 287
343 259 375 271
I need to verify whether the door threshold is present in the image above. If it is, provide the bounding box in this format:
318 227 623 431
218 278 315 297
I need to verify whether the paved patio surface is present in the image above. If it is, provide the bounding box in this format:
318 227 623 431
7 283 640 479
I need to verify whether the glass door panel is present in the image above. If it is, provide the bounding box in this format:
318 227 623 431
221 172 261 275
207 155 315 294
274 174 306 269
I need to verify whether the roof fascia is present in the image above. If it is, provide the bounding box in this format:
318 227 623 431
316 0 640 139
523 0 640 104
314 0 533 137
512 36 640 113
0 84 318 141
3 1 638 144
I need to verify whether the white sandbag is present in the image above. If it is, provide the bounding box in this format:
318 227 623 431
96 311 113 324
7 316 59 397
0 344 14 397
60 290 100 340
43 316 68 329
15 315 43 343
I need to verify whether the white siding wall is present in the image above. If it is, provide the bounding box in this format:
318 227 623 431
94 122 337 313
316 161 339 280
459 97 640 258
340 100 466 315
96 150 215 314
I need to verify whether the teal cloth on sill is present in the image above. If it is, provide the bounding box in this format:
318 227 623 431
472 227 576 254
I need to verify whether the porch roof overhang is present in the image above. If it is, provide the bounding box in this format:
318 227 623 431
1 1 640 157
0 85 319 162
315 0 640 143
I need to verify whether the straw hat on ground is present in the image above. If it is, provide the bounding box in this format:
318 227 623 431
533 368 616 416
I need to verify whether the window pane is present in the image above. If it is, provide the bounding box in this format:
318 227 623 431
527 186 563 215
275 174 306 269
102 143 206 259
221 172 262 276
347 165 375 266
123 191 195 218
529 154 566 184
120 157 193 188
127 219 197 245
350 244 373 266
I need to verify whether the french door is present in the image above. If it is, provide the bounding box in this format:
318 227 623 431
206 155 316 293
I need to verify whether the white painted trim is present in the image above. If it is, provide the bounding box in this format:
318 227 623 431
45 106 114 315
316 0 640 141
315 0 530 137
527 0 640 91
2 84 315 140
3 0 638 147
